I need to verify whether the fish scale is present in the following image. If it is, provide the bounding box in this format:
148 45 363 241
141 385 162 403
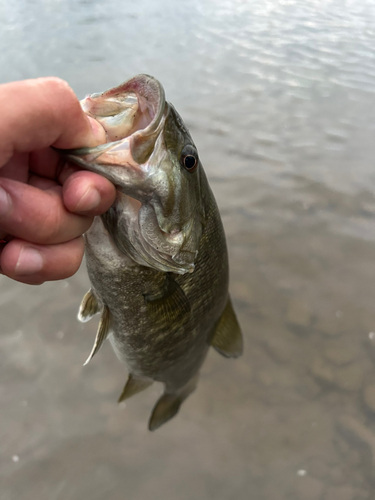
62 74 243 431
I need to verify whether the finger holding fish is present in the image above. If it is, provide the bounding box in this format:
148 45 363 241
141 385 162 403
1 236 84 284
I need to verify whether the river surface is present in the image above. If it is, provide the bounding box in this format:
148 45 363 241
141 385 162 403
1 1 375 499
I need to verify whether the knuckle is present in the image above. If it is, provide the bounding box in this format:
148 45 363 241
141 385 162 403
41 77 74 98
42 77 82 119
64 238 85 277
41 211 62 243
38 195 66 243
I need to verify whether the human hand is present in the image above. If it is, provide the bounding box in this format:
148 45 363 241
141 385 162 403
0 77 116 285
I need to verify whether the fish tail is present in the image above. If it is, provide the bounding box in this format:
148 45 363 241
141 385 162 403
148 374 199 431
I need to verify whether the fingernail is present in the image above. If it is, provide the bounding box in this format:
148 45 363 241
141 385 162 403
15 247 44 276
74 186 101 212
0 186 11 216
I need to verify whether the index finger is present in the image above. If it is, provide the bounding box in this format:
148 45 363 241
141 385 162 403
0 77 106 169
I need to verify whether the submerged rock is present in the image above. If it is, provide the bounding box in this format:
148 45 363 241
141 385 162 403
334 363 365 392
286 298 312 328
310 357 366 392
323 345 360 366
315 315 344 337
311 357 335 386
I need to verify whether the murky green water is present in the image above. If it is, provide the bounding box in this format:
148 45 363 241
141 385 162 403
2 1 375 499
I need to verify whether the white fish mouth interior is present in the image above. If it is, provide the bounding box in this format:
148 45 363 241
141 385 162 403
81 91 158 143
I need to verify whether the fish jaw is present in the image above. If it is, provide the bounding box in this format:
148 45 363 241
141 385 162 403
59 74 203 273
67 137 199 274
64 136 155 203
65 74 167 202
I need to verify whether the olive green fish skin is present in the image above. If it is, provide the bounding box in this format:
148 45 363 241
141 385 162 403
67 75 242 429
85 169 228 392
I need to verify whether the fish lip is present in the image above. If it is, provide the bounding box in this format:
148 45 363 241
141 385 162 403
56 75 167 184
57 141 121 159
128 74 166 139
82 74 166 144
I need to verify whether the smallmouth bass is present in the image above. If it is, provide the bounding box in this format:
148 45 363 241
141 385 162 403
64 74 243 431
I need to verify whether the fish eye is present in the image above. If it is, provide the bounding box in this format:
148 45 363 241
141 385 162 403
181 145 198 173
184 155 197 170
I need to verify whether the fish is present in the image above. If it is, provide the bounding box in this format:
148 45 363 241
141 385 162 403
63 74 243 431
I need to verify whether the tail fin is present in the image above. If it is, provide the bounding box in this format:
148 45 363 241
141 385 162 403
148 394 182 431
148 374 199 431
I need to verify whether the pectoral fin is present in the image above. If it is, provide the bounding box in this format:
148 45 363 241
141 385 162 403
118 374 153 403
144 274 190 323
78 289 100 323
210 296 243 358
83 305 110 366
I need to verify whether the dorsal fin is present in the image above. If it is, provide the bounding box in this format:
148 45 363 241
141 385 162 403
83 306 110 366
210 296 243 358
78 289 100 323
118 374 153 403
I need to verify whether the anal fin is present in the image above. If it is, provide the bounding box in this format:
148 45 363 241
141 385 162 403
83 305 110 366
210 296 243 358
78 289 100 323
118 374 153 403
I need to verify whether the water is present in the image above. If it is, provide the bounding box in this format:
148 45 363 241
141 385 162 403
1 0 375 498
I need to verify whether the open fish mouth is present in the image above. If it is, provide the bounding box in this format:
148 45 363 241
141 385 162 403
59 75 201 274
63 74 166 182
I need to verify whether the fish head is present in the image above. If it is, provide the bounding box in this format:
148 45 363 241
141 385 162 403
64 75 204 274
